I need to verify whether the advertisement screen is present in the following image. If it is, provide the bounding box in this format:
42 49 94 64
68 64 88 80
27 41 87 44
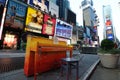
0 0 5 25
0 0 6 40
107 34 113 40
106 26 112 30
49 1 59 18
42 14 56 36
0 0 6 3
25 6 44 34
103 5 114 41
106 29 113 34
4 0 27 29
28 0 49 13
55 19 73 39
106 20 112 26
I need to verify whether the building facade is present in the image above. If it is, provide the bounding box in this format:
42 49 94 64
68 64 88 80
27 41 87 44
56 0 70 20
81 0 99 46
103 5 115 41
0 0 76 50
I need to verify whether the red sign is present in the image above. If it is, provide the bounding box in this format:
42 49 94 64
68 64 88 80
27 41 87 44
106 20 112 26
42 14 56 36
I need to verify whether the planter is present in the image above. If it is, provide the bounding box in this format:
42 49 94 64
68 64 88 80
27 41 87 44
98 53 120 68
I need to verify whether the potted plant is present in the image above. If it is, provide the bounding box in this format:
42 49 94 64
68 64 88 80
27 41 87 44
98 39 120 68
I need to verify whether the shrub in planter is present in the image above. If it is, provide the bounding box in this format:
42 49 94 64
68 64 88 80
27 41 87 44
101 39 114 50
98 39 120 68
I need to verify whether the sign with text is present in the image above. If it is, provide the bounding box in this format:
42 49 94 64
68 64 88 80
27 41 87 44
55 19 73 39
4 0 27 29
42 14 56 36
28 0 49 13
0 0 6 40
49 1 59 18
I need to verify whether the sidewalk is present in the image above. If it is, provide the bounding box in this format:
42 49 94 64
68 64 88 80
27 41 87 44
90 59 120 80
0 50 25 58
0 50 100 80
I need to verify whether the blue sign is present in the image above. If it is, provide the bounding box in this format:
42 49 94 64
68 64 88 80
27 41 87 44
4 0 27 29
107 34 114 40
0 0 6 4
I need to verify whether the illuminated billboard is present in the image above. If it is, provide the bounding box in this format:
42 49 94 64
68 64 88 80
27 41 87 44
0 0 6 3
55 19 73 39
0 0 6 40
106 20 112 26
103 5 114 40
4 0 27 29
107 34 114 40
49 1 59 18
0 0 6 25
106 29 113 34
28 0 49 13
42 14 56 36
25 6 44 34
106 26 112 30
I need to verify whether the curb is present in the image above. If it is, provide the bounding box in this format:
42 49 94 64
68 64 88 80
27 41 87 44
0 53 25 58
79 59 100 80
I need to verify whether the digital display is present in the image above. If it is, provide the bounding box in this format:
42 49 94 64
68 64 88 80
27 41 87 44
106 20 112 26
106 26 112 30
49 1 59 18
107 34 113 39
0 0 6 3
42 14 56 36
55 19 73 39
25 6 44 34
4 0 27 29
106 29 112 34
28 0 49 13
0 0 6 25
103 5 114 41
0 0 6 40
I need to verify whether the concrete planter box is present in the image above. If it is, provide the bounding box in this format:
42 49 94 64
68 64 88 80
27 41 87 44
98 53 120 68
